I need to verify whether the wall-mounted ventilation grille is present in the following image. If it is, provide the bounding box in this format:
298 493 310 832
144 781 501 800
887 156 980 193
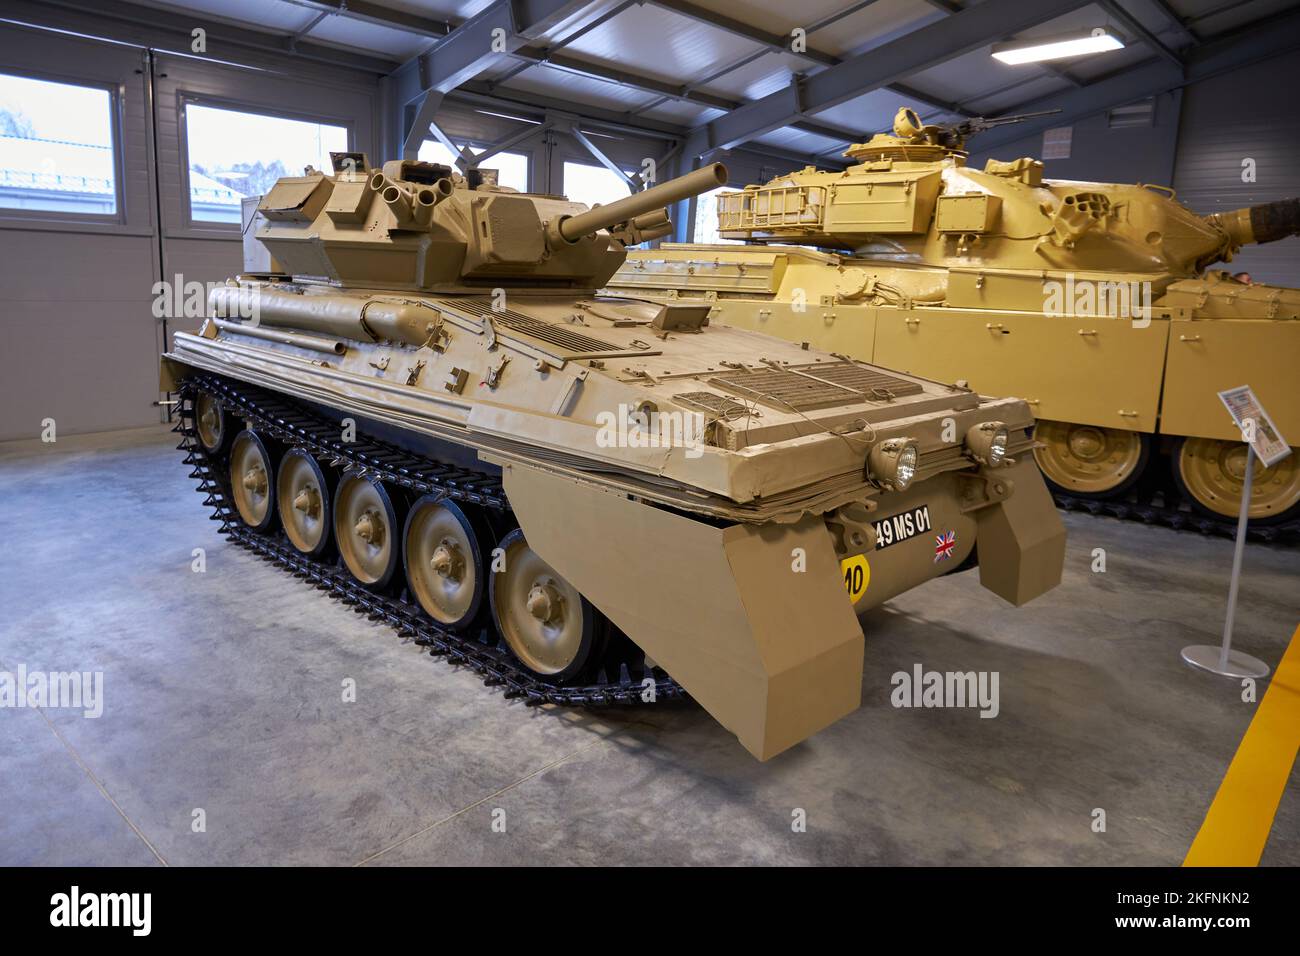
1109 99 1155 129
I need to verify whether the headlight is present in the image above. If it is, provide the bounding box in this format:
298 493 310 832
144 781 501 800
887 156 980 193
966 421 1009 466
868 437 919 491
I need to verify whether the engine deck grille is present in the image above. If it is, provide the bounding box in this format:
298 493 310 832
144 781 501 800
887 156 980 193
795 362 924 399
442 297 622 355
708 361 922 411
674 391 756 420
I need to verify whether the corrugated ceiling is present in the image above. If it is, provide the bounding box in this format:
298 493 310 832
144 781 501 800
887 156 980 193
85 0 1298 157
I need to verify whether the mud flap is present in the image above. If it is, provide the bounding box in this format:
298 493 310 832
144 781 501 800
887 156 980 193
502 462 864 760
975 457 1066 605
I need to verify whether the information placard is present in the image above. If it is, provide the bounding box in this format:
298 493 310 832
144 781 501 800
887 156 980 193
1217 385 1291 467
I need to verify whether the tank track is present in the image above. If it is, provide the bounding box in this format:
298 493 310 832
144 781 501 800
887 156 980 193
1051 490 1299 544
174 372 686 707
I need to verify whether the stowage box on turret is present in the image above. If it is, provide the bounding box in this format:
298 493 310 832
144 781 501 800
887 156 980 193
163 151 1065 760
608 108 1300 531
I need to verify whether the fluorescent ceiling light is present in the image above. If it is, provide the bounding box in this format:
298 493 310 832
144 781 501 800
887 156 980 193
992 28 1124 65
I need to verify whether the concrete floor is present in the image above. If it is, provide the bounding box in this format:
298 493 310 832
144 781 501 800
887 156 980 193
1 423 1297 866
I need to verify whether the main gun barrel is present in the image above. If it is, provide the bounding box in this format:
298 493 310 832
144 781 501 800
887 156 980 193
550 163 728 245
1209 197 1300 248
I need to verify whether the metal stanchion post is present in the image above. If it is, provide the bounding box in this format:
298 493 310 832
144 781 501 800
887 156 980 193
1181 444 1271 679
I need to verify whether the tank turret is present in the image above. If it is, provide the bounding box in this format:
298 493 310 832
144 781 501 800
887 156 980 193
254 154 727 293
713 107 1297 279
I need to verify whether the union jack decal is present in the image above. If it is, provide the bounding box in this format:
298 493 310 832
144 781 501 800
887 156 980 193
934 530 957 563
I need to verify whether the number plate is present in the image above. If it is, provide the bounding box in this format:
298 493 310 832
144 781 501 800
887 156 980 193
872 505 932 550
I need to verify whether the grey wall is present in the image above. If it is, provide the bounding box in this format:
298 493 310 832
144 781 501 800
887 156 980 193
965 52 1300 289
0 22 380 442
0 26 162 442
1172 54 1300 287
966 90 1183 187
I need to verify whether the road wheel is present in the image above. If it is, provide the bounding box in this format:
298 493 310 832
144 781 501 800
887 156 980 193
403 496 486 631
334 474 402 588
1033 420 1149 498
277 449 333 557
195 391 232 455
229 431 278 533
489 528 600 683
1172 436 1300 525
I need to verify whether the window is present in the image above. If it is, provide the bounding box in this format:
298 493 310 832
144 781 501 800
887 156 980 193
416 141 458 168
693 185 743 245
485 151 529 192
417 140 530 192
185 103 348 223
563 161 634 209
0 72 116 216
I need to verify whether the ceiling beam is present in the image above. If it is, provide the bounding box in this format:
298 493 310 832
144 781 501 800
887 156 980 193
968 8 1300 154
386 0 872 149
643 0 973 118
447 84 849 169
459 0 636 91
566 123 641 188
416 0 607 93
507 45 736 110
453 83 683 138
287 0 450 38
11 0 399 75
649 0 837 65
401 89 444 159
922 0 1083 89
501 45 869 146
1097 0 1184 67
471 118 556 165
1145 0 1200 45
682 0 1093 157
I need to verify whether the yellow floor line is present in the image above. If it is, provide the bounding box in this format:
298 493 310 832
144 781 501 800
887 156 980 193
1184 624 1300 866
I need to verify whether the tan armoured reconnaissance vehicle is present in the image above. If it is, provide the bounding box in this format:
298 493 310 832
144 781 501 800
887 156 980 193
163 152 1064 760
609 108 1300 534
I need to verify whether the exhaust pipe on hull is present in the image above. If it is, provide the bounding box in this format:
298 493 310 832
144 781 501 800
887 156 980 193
208 284 440 348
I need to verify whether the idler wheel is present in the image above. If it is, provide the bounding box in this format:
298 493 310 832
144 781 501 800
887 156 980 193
195 391 231 455
489 528 598 683
1173 436 1300 525
276 449 334 557
229 431 279 532
334 473 402 588
1032 419 1149 498
403 496 487 631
